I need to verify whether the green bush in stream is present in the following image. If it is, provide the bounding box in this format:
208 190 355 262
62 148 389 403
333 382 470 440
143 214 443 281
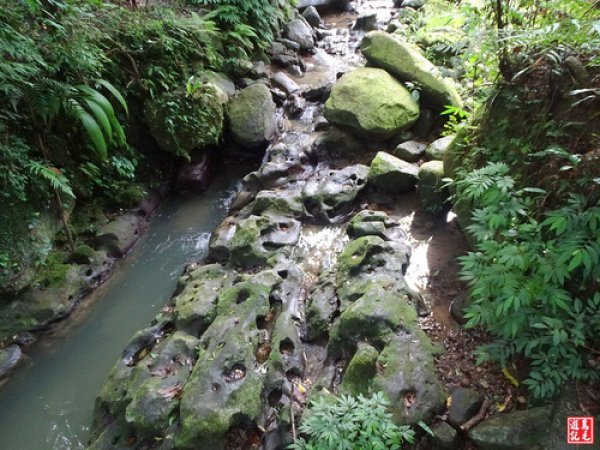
289 392 415 450
455 162 600 399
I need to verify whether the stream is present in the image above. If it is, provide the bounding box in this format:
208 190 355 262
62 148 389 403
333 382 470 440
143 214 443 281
0 164 249 450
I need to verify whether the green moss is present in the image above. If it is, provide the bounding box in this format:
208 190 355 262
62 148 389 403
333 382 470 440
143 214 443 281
36 250 70 287
340 343 380 395
70 244 96 265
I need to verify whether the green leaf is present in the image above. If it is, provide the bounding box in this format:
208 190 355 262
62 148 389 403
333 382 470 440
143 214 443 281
77 109 107 160
83 98 112 140
96 79 128 114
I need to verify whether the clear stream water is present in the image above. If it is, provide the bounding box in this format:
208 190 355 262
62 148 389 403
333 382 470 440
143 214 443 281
0 164 248 450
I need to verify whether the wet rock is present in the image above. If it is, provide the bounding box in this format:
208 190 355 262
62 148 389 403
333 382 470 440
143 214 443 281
313 128 363 159
242 190 305 219
174 264 229 335
347 210 407 242
288 64 304 77
177 277 277 449
324 68 419 141
0 345 22 378
228 215 301 268
95 213 143 257
373 333 445 424
250 60 268 79
305 272 338 341
426 135 454 160
208 216 238 262
272 71 300 95
138 188 163 217
418 160 450 215
175 153 211 192
313 115 329 130
448 388 483 428
335 234 411 302
272 53 298 69
394 140 426 162
280 38 301 52
368 151 419 193
302 165 369 223
302 6 321 27
124 332 199 437
284 16 315 50
361 31 462 109
430 421 460 449
353 12 378 31
340 342 379 395
285 93 306 117
401 0 425 8
227 84 277 149
469 407 552 450
298 0 347 9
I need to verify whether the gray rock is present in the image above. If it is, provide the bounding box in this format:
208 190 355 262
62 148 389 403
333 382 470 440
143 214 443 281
394 140 426 162
250 60 268 79
448 388 483 428
285 92 306 117
227 84 277 149
469 407 552 450
426 135 455 160
271 71 300 95
353 12 378 31
198 71 236 99
368 151 419 193
418 160 450 215
313 128 363 160
95 213 143 257
284 17 315 50
0 345 22 378
280 38 301 52
305 272 338 341
431 421 461 449
450 293 470 325
272 53 298 68
298 0 347 9
401 0 425 8
302 165 369 223
302 6 321 27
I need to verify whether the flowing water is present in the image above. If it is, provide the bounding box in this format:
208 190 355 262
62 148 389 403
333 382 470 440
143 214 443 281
0 164 249 450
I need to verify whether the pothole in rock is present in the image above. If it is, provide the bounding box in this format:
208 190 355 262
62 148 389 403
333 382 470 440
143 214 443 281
223 364 247 383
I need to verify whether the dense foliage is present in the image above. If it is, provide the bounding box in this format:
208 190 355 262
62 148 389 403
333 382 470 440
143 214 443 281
289 392 415 450
0 0 289 291
442 0 600 400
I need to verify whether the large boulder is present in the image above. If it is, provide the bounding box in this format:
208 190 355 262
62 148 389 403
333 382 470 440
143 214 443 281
361 31 462 109
324 68 420 141
368 151 419 193
227 84 277 149
95 213 144 257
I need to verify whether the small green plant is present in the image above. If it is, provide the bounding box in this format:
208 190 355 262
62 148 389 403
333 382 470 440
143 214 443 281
289 392 415 450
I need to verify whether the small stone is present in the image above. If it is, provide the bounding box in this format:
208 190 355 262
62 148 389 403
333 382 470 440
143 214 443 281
430 421 460 449
368 151 418 193
450 293 469 325
394 140 426 162
302 6 321 27
353 12 378 31
271 71 300 95
426 135 455 160
288 65 304 77
448 388 483 428
280 38 301 52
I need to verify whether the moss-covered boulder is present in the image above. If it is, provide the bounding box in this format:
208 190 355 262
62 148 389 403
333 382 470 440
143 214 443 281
418 160 449 215
173 264 230 335
340 343 379 395
95 213 143 258
373 333 445 424
368 151 419 193
145 84 224 159
227 83 277 149
228 215 301 268
305 272 338 341
177 279 274 449
361 31 462 109
469 407 552 450
324 68 420 140
347 210 408 242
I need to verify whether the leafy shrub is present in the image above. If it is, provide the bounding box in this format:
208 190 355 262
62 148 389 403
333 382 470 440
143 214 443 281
456 162 600 399
144 80 224 159
289 392 415 450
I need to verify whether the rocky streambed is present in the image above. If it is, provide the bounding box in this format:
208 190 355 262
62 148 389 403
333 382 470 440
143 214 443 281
67 2 582 450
